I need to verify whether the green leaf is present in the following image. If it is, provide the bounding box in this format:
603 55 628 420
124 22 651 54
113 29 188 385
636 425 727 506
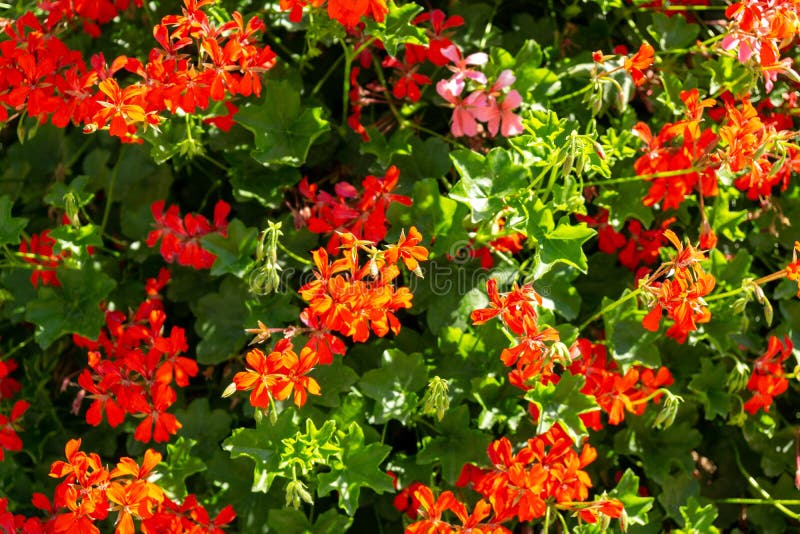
201 219 258 278
222 410 298 493
416 405 493 484
152 437 207 499
533 217 596 275
674 497 720 534
191 277 298 364
609 319 662 369
49 224 104 255
648 12 699 50
597 179 654 227
280 419 342 476
267 508 352 534
230 166 302 209
237 80 329 167
363 0 428 57
523 371 597 443
610 469 654 527
173 398 233 458
0 195 28 246
710 189 748 242
450 148 529 223
25 267 116 348
358 349 428 424
688 358 732 420
533 265 582 321
309 358 359 408
317 422 394 515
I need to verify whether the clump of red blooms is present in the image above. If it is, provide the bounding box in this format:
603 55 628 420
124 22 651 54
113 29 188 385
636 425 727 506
717 93 799 200
146 199 230 270
632 89 718 211
0 438 235 533
577 209 676 272
297 166 411 253
641 230 715 344
0 0 276 142
630 86 798 211
744 335 794 415
279 0 387 29
0 358 27 462
722 0 800 91
344 8 523 140
72 268 199 443
233 227 428 411
569 339 673 431
469 227 527 269
592 42 655 87
470 279 674 426
400 425 623 532
18 230 65 288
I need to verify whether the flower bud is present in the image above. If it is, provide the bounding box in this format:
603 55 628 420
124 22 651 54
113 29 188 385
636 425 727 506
285 479 314 509
653 391 682 429
422 376 450 421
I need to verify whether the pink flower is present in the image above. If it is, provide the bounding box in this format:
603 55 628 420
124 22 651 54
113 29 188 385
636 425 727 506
476 89 523 137
440 45 488 85
436 79 488 137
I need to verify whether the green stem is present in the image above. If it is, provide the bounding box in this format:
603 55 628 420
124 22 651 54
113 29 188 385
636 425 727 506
311 55 344 96
717 498 800 505
578 288 641 332
341 42 354 131
732 445 800 519
101 149 122 236
550 83 593 104
583 167 701 187
278 241 313 266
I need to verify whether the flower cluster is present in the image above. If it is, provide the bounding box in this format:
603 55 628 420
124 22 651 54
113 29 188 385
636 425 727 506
722 0 800 91
744 336 793 414
40 0 142 37
0 358 27 462
641 230 716 343
18 230 65 288
435 48 523 138
235 227 428 410
471 279 562 390
0 0 276 141
406 425 624 532
298 166 411 253
345 9 464 139
718 94 798 200
146 199 230 270
12 438 236 533
569 339 674 430
632 89 718 210
73 269 198 443
577 210 675 272
279 0 387 28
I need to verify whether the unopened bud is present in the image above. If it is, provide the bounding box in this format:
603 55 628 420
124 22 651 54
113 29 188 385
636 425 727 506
422 376 450 421
221 382 237 398
653 391 682 429
763 298 774 326
64 193 80 228
731 297 748 315
285 479 314 509
726 360 750 393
